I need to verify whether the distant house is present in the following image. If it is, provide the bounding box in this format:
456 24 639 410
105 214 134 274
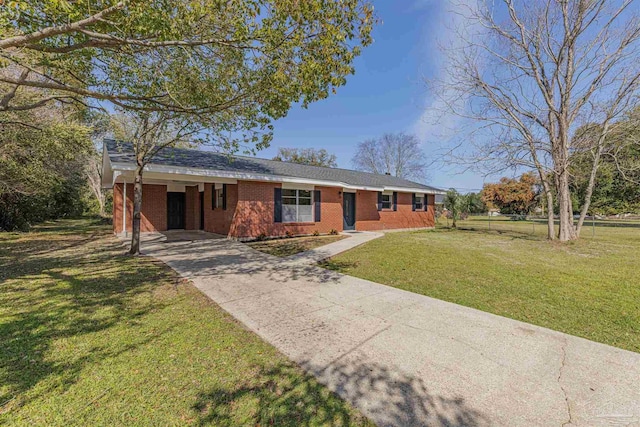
101 140 445 239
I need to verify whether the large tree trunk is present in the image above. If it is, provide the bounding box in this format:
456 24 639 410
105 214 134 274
556 170 577 241
535 168 555 240
129 164 144 255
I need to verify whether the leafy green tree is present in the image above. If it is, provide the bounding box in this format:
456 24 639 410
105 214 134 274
109 111 213 254
0 101 92 230
2 1 375 253
1 1 374 121
444 189 462 228
461 192 486 215
273 148 338 168
570 107 640 215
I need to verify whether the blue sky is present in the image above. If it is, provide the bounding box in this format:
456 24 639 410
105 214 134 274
253 1 486 191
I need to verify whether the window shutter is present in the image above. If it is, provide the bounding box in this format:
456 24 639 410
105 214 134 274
412 193 416 211
222 184 227 210
377 192 382 211
274 187 282 223
393 192 398 211
314 190 321 222
211 186 216 209
424 193 429 211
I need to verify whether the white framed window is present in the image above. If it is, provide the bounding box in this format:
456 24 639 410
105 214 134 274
282 189 313 222
381 193 392 209
415 194 424 210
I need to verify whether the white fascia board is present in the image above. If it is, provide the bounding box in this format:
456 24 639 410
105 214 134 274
111 168 236 185
110 161 376 190
382 186 446 195
109 161 443 194
281 182 315 191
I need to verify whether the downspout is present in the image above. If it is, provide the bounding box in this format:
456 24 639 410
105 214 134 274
123 178 127 236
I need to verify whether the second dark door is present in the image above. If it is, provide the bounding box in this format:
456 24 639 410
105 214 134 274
343 192 356 230
199 191 204 230
167 192 185 230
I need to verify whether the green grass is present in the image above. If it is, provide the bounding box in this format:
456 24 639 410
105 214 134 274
323 218 640 353
246 235 346 257
0 219 371 426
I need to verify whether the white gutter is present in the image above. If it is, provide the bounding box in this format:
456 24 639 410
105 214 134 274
109 161 446 195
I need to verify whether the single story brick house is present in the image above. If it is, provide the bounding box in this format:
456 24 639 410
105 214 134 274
102 140 445 239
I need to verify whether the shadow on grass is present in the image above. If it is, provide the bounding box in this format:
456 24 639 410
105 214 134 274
318 259 360 272
0 222 179 410
436 225 543 242
144 237 354 285
193 355 490 427
247 235 346 258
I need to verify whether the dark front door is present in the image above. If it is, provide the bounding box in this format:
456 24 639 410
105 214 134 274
199 191 204 230
167 192 185 229
343 192 356 230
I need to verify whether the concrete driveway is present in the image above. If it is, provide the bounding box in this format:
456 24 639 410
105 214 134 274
142 235 640 427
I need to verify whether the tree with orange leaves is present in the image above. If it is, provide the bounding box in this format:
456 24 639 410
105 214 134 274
481 173 538 215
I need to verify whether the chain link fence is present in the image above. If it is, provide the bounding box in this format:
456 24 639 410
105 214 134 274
435 213 640 239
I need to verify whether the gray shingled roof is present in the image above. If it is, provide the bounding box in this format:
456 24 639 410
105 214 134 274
105 139 443 193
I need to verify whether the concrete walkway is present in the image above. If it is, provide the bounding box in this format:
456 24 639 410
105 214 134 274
283 231 383 265
141 235 640 427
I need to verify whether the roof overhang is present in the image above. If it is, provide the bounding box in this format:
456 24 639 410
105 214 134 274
106 161 446 194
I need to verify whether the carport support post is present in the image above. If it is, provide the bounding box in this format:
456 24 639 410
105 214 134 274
123 178 127 237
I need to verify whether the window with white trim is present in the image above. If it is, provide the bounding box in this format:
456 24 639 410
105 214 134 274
282 189 313 222
415 194 424 210
381 193 392 209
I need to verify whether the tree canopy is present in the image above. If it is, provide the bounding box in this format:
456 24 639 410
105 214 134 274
1 1 376 248
272 147 337 167
1 0 374 152
444 189 463 228
0 98 93 230
570 107 640 215
481 173 538 215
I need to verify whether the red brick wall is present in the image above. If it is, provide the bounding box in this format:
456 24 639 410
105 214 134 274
112 183 167 233
111 179 436 237
355 190 435 231
228 181 343 238
202 183 238 235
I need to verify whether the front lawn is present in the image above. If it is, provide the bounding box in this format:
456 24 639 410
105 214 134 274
322 221 640 353
246 234 346 257
0 219 371 426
